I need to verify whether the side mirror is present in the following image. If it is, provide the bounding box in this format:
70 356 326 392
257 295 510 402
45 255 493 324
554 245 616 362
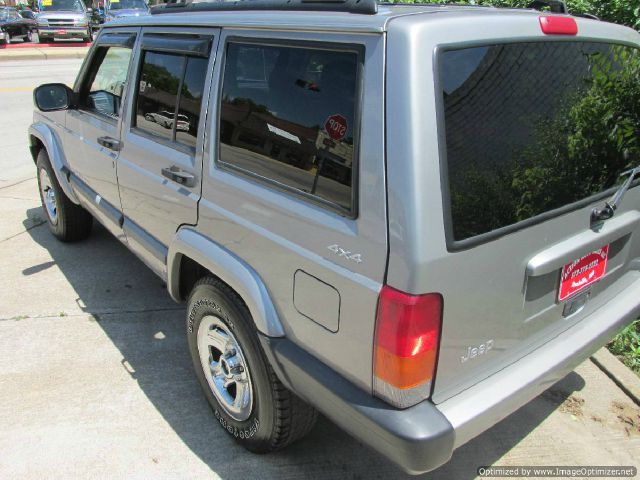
34 83 74 112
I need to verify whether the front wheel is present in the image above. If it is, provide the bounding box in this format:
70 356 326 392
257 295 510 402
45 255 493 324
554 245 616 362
187 276 317 452
36 149 93 242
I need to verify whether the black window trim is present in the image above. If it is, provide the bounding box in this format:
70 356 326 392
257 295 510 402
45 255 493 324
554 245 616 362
434 38 640 252
215 35 365 219
131 32 215 154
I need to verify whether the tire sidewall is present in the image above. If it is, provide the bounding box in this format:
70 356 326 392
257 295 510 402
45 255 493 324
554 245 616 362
186 281 276 450
36 152 64 237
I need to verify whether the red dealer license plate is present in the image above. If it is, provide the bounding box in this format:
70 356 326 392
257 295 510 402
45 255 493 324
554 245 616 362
558 245 609 301
56 29 67 35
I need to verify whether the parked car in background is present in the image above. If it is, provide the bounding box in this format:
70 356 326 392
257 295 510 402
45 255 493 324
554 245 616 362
104 0 149 22
36 0 93 43
19 9 37 21
0 6 37 44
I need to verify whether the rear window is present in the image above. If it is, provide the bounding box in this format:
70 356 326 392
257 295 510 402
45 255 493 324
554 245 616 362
440 41 640 243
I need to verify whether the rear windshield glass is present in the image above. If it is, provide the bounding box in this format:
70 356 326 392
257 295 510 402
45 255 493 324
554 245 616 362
440 42 640 243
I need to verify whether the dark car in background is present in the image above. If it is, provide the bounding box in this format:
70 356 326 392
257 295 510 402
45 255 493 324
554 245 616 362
19 9 37 21
0 6 37 44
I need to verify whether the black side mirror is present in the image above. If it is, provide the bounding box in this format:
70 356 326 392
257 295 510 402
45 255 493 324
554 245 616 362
34 83 75 112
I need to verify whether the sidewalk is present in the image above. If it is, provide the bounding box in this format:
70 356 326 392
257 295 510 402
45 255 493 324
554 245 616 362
0 43 90 61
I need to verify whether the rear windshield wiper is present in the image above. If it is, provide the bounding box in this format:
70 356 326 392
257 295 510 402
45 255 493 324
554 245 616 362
591 165 640 226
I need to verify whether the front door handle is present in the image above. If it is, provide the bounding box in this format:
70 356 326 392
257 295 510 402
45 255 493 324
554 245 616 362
161 165 196 188
97 136 122 151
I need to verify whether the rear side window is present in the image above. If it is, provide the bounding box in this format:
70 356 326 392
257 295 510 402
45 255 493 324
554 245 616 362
440 42 640 243
219 41 360 214
135 50 209 150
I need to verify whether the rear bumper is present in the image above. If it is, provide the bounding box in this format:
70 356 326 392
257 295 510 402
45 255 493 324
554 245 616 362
259 335 455 475
260 273 640 475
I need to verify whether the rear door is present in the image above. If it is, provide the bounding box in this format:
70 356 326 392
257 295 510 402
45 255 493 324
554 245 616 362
385 14 640 403
117 27 219 276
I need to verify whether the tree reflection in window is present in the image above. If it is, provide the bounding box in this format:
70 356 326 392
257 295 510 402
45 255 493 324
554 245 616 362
442 42 640 241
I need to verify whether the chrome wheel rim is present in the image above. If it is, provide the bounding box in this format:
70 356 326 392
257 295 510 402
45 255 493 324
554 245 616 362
39 168 58 225
197 315 253 421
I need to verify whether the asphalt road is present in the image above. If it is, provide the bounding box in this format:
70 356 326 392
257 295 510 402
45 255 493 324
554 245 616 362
0 59 639 479
0 58 83 188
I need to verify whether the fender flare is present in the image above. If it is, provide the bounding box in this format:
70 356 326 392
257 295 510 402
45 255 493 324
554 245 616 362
167 228 285 337
29 122 80 205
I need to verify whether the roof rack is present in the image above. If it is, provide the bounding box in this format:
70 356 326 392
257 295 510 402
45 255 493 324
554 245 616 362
527 0 568 14
150 0 378 15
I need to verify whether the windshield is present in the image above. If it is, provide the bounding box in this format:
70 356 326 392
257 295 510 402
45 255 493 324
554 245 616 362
440 41 640 243
0 10 9 21
109 0 147 11
39 0 84 12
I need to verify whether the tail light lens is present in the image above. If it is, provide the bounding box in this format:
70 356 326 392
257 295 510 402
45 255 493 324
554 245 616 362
373 285 443 408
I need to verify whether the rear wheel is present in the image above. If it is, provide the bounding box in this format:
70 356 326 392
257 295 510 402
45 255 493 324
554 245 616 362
36 149 93 242
187 276 317 452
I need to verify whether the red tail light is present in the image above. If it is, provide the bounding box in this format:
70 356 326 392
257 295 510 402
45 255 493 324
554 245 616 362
373 285 443 408
539 16 578 35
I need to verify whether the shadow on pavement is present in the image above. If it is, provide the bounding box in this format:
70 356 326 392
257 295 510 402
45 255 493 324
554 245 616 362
24 206 585 479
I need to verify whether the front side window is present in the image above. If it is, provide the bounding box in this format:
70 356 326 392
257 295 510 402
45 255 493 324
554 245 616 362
135 50 208 149
440 42 640 243
83 46 132 119
219 41 360 214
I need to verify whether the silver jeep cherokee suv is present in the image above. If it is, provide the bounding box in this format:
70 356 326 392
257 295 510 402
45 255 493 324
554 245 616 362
29 0 640 474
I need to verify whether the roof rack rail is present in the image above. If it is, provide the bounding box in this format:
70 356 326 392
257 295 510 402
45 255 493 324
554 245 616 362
150 0 378 15
527 0 568 14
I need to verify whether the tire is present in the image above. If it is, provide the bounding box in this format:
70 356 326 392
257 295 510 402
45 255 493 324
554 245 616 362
187 276 317 453
27 29 33 43
39 35 48 44
36 149 93 242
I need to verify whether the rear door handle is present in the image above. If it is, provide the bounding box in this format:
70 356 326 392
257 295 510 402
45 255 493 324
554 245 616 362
161 165 196 188
97 136 122 151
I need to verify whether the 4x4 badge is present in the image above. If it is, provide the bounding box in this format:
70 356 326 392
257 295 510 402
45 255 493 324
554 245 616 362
327 244 363 264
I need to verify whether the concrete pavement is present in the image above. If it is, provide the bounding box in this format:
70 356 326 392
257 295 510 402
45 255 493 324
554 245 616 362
0 58 639 479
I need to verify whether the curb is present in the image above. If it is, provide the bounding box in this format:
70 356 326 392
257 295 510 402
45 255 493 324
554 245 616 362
591 348 640 406
0 47 89 61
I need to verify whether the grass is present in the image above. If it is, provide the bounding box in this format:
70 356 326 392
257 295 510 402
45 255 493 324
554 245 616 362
608 319 640 375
